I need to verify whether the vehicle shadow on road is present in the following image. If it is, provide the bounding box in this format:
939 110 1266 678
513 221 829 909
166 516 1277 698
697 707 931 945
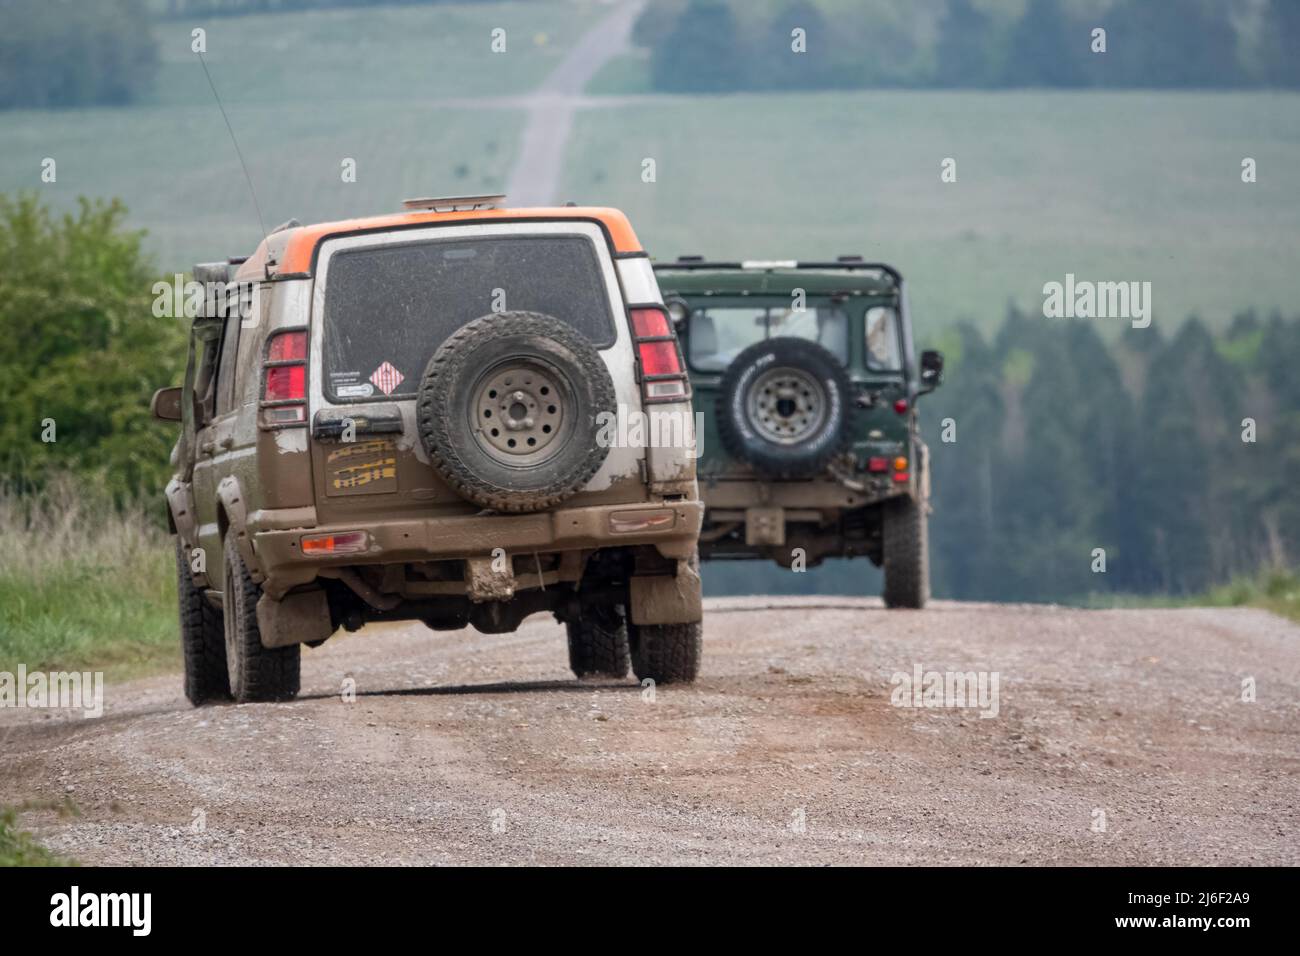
298 679 641 702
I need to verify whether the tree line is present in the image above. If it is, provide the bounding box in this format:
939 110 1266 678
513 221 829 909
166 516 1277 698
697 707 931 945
644 0 1300 93
0 0 496 110
706 306 1299 603
0 0 158 109
922 308 1299 602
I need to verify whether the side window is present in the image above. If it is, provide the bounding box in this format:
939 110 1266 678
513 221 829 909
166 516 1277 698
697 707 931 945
864 306 902 371
215 314 242 416
193 331 221 426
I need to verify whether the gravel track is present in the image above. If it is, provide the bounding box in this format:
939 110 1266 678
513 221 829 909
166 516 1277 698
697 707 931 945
2 597 1297 866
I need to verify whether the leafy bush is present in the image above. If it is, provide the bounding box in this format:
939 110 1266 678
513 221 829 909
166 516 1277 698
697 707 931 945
0 194 186 502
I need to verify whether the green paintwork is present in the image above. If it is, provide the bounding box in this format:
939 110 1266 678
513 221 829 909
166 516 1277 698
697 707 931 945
654 263 917 483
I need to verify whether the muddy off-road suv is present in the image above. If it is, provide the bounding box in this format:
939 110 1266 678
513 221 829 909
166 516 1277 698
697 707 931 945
152 197 704 704
653 258 944 608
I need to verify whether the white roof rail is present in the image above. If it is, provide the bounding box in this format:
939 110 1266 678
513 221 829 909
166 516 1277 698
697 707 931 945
741 259 798 269
401 194 507 212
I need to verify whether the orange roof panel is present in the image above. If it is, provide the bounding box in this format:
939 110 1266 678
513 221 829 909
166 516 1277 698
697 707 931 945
240 206 644 280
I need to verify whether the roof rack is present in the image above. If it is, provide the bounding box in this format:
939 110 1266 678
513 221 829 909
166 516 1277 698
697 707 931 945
401 194 506 212
654 259 901 284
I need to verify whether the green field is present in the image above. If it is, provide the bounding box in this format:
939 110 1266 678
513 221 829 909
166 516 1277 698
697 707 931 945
2 103 523 270
559 89 1300 332
0 486 178 681
146 2 603 108
0 0 612 270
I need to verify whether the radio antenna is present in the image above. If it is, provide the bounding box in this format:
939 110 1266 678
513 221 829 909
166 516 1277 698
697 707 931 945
197 51 268 244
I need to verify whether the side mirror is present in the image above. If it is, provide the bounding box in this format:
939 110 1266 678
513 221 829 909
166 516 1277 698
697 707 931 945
151 386 184 422
918 350 944 393
664 297 690 329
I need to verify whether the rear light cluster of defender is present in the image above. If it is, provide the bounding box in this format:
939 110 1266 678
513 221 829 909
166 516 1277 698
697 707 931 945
262 329 308 427
868 455 910 483
629 308 689 404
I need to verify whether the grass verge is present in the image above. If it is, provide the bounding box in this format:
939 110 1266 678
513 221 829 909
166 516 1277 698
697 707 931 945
1084 568 1300 623
0 482 178 681
0 807 75 866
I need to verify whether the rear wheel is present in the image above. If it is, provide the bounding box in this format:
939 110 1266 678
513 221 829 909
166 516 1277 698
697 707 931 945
223 535 300 702
176 538 230 706
629 621 702 685
882 496 929 609
565 604 631 679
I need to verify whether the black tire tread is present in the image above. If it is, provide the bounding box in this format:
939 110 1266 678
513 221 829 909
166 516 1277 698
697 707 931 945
223 535 300 702
882 496 929 609
566 604 631 678
176 538 230 706
630 621 702 684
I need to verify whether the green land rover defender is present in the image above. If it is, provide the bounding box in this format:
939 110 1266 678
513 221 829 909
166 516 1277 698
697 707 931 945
653 257 944 608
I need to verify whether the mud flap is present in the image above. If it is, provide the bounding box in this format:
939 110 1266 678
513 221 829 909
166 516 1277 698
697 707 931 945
629 558 703 626
257 590 334 648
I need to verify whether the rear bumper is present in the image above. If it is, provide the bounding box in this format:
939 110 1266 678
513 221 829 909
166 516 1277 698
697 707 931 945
250 499 703 597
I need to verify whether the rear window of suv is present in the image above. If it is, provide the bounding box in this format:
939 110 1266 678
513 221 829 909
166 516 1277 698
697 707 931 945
321 234 615 402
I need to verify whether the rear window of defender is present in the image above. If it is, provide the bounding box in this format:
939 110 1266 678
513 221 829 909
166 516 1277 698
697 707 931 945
321 234 615 402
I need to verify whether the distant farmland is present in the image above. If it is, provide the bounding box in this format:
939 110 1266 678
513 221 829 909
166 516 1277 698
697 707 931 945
3 0 1297 335
558 89 1300 333
0 0 601 269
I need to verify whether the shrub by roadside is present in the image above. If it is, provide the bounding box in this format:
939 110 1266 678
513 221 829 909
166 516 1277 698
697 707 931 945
0 807 76 867
0 480 177 680
1084 568 1300 624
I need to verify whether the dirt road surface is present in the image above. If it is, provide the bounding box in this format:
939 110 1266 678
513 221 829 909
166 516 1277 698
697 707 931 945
3 597 1297 866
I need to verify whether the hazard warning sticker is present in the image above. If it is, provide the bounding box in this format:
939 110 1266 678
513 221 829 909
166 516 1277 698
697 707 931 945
369 361 404 395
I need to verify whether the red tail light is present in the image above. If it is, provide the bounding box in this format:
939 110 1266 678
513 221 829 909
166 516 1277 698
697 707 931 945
261 329 308 427
267 330 307 362
638 340 680 377
893 398 909 414
629 307 689 403
631 309 671 338
265 365 305 401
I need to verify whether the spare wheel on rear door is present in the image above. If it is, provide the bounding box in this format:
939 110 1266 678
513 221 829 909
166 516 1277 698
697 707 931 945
716 337 853 479
416 311 616 513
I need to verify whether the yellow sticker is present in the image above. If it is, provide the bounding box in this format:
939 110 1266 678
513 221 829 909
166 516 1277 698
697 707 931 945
326 439 397 495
